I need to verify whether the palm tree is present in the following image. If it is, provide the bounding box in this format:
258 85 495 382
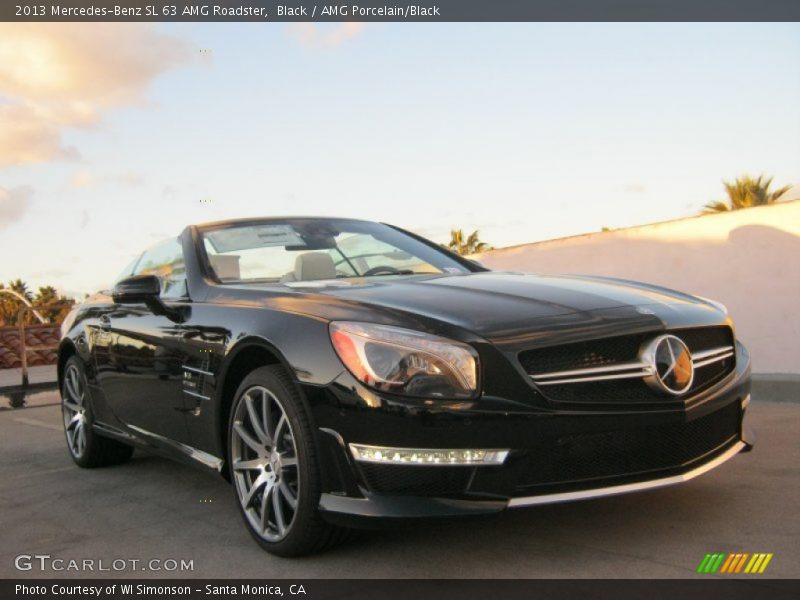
35 285 75 323
9 279 33 302
703 175 791 213
0 280 34 325
0 281 74 325
447 229 493 256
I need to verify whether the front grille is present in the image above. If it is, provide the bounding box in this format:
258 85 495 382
511 401 740 493
520 326 735 405
675 327 733 354
358 463 473 496
520 334 649 375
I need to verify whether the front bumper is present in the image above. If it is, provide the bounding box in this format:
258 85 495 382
308 342 753 526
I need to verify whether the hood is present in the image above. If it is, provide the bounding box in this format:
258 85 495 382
284 271 720 339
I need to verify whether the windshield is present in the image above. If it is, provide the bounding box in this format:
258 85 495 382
200 219 471 284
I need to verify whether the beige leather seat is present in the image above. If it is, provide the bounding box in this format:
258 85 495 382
282 252 336 282
209 254 241 281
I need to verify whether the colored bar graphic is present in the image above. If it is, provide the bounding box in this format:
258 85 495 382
758 554 773 573
744 554 759 573
698 552 772 575
751 554 767 573
705 554 720 573
720 554 736 573
729 554 742 573
711 553 726 573
697 554 712 573
734 553 749 573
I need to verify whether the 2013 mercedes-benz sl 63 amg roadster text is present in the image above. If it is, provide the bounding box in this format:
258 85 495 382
58 217 754 556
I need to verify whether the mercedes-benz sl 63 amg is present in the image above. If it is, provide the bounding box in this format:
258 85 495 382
58 217 754 555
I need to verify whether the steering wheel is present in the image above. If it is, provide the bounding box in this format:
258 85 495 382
363 265 401 277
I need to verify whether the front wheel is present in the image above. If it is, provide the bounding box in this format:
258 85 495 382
228 365 351 556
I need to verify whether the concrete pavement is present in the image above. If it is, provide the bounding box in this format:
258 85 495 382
0 364 56 388
0 401 797 579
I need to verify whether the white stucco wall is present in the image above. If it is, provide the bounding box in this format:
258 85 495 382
474 201 800 374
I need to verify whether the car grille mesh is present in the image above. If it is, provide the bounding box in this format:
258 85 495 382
519 326 735 405
520 334 650 375
358 464 473 496
511 401 740 492
358 402 741 498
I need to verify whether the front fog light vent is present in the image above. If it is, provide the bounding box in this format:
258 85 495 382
349 444 509 466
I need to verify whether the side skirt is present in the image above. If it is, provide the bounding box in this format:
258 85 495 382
92 422 224 473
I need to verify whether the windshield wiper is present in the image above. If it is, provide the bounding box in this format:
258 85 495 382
368 270 417 276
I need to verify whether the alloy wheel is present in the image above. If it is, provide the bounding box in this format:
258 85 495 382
62 363 88 458
231 385 300 542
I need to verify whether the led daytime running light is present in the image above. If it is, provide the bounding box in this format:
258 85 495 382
349 444 509 466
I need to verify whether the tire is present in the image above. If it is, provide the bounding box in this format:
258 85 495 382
61 356 134 468
227 365 351 556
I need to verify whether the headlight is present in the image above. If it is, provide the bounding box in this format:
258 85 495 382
329 321 479 399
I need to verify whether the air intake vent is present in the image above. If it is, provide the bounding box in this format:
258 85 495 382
510 400 740 492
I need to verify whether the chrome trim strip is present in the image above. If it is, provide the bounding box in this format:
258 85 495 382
694 351 735 369
128 424 223 471
182 389 211 401
534 368 652 385
182 365 214 377
507 441 744 508
533 361 653 380
529 345 735 384
349 443 509 466
691 346 734 361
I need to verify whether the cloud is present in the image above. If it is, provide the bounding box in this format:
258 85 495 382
0 185 34 229
0 103 82 167
68 169 145 188
623 183 646 193
113 171 145 187
70 170 94 188
31 267 71 279
0 24 195 168
287 23 366 50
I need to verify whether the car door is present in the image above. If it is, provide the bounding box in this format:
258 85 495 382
99 238 194 445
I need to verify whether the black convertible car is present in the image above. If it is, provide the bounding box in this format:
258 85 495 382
58 217 753 556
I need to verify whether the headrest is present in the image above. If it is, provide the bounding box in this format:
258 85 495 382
209 254 241 280
295 252 336 281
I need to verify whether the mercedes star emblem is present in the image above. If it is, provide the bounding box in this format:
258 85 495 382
641 334 694 395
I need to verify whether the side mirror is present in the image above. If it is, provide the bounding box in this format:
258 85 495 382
112 275 185 322
112 274 161 304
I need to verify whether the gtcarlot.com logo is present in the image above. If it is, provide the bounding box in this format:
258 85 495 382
697 552 774 574
14 554 194 572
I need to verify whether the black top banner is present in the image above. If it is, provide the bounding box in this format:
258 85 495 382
3 0 800 22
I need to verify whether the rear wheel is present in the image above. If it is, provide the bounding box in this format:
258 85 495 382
228 365 351 556
61 356 134 468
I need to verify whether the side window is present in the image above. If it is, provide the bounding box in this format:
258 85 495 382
132 238 188 299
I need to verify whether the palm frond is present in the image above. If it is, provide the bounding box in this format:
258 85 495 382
445 228 493 255
704 174 791 214
702 201 731 214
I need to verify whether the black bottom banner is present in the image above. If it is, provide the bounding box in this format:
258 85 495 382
3 579 800 600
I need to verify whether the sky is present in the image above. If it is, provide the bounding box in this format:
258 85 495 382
1 22 799 296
